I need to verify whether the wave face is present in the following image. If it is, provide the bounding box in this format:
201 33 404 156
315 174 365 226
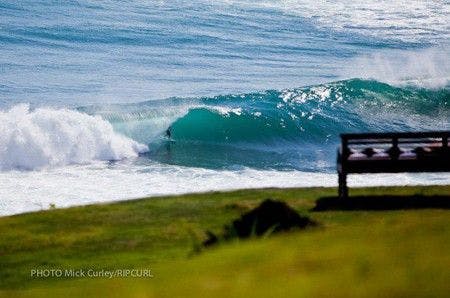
171 80 449 143
0 105 148 170
85 79 450 171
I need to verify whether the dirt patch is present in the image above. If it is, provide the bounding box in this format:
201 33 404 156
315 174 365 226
204 199 317 246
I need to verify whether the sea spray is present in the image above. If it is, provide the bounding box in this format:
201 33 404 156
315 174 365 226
342 47 450 89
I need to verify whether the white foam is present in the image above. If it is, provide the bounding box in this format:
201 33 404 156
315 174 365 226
224 0 450 44
209 106 243 116
0 161 449 216
0 104 148 170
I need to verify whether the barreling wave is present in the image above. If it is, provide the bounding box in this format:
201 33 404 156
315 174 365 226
2 79 449 171
94 79 449 146
81 78 449 170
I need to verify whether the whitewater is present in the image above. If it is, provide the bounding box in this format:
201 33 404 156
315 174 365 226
1 0 449 215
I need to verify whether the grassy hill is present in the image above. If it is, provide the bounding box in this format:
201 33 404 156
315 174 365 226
1 185 449 297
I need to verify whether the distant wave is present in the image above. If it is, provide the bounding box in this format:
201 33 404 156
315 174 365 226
228 0 450 44
0 104 148 171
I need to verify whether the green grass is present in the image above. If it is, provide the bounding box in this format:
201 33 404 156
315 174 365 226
0 185 449 297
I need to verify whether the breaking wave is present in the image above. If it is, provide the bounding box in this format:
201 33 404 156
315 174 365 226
92 79 449 145
0 104 148 170
2 79 449 171
88 79 449 170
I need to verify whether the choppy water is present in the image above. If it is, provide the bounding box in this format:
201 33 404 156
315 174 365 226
1 0 449 215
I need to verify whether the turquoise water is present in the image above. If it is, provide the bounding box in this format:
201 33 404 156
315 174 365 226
85 79 450 170
0 0 449 214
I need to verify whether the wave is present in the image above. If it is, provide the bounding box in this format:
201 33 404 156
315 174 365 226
2 79 448 171
86 79 450 148
84 79 449 170
0 104 148 171
228 0 450 44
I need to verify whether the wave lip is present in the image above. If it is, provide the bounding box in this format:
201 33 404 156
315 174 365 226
0 104 148 171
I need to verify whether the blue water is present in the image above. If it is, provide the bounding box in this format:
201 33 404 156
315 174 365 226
2 0 447 107
0 0 449 214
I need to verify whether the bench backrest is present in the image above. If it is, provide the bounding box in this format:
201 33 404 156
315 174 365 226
341 131 449 155
338 131 450 174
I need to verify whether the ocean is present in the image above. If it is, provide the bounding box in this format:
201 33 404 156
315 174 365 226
1 0 449 215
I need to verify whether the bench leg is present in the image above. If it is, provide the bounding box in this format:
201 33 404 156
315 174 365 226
338 172 348 199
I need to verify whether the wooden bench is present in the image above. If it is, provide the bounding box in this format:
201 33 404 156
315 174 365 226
337 131 450 198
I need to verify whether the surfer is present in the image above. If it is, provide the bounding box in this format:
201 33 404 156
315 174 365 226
164 126 173 158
